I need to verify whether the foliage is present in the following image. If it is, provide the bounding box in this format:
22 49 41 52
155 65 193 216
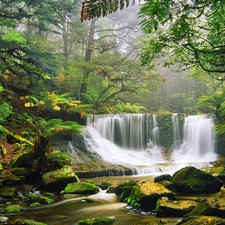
81 0 137 21
139 1 225 77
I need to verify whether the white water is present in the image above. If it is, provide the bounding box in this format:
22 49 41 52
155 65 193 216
81 114 217 175
171 114 217 163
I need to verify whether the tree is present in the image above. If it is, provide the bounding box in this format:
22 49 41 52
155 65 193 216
139 0 225 77
81 1 225 79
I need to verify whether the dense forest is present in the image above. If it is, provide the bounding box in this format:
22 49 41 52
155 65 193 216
1 0 225 167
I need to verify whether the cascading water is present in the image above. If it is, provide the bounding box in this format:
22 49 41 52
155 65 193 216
171 114 217 163
83 114 166 174
78 113 217 175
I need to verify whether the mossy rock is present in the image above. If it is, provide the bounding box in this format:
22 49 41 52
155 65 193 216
177 215 225 225
4 204 21 214
26 193 54 204
14 219 47 225
114 180 138 196
171 166 223 194
156 197 197 217
42 166 80 192
128 182 175 210
76 217 115 225
12 167 34 177
30 202 42 208
62 181 99 195
11 152 35 168
43 150 72 172
0 187 17 198
0 163 3 171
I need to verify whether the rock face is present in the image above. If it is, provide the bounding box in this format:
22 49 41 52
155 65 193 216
42 167 79 192
62 180 99 195
128 182 175 210
171 166 223 194
177 216 225 225
156 197 197 217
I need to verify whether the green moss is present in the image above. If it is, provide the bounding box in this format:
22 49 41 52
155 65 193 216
26 193 54 204
76 217 115 225
30 202 42 208
0 187 17 198
4 204 21 214
62 181 99 194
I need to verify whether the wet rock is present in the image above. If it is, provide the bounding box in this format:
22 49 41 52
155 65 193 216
0 187 17 198
76 217 115 225
156 197 197 217
186 197 225 218
42 166 79 192
62 180 99 195
171 166 223 194
154 174 171 183
128 182 175 210
26 193 54 205
4 204 21 214
12 167 34 177
177 215 225 225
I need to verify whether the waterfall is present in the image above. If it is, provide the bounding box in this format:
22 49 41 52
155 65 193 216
83 114 166 173
74 114 218 175
171 114 217 163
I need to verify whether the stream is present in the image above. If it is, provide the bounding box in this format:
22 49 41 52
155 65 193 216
2 175 183 225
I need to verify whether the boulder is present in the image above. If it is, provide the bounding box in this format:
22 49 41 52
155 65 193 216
154 174 172 183
177 216 225 225
186 197 225 218
171 166 223 194
0 187 17 198
62 180 99 195
76 217 115 225
156 197 197 217
4 204 21 214
42 166 79 192
26 193 54 205
128 182 175 210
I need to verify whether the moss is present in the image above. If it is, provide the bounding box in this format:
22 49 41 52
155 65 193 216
30 202 42 208
26 193 54 204
76 217 115 225
4 204 21 214
62 181 99 194
0 187 17 198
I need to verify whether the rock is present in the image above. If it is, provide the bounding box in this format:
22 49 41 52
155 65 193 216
156 197 197 217
30 202 42 208
186 197 225 218
76 217 115 225
41 150 72 173
14 219 47 225
171 166 223 194
12 167 34 177
4 204 21 214
128 182 175 210
177 216 225 225
62 180 99 195
113 180 138 196
154 174 172 183
0 187 17 198
42 166 79 192
26 193 54 204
